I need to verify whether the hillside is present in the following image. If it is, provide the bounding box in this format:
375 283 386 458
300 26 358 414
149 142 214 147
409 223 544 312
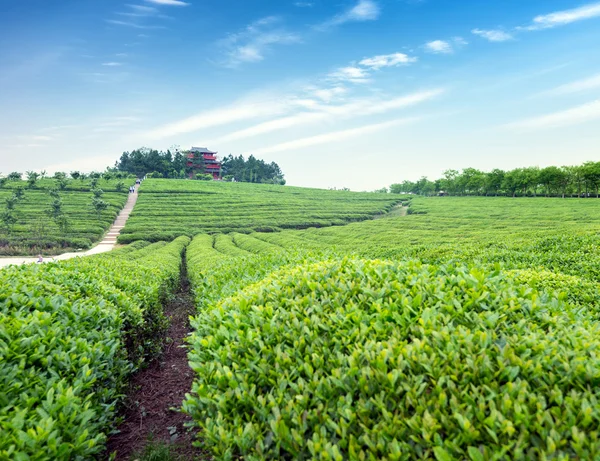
0 178 132 255
118 179 404 243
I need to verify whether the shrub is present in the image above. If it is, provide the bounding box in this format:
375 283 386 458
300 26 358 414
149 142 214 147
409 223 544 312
185 258 600 460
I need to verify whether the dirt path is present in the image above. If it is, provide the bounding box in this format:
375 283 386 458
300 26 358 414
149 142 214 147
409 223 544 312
0 190 138 269
106 260 207 461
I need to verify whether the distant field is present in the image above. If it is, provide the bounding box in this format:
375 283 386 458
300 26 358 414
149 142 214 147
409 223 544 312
254 196 600 260
118 179 404 243
0 178 132 254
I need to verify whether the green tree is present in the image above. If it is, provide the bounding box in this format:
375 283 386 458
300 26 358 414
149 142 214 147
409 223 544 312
7 172 22 181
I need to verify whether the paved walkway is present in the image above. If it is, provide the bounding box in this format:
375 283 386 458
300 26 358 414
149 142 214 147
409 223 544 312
0 190 138 269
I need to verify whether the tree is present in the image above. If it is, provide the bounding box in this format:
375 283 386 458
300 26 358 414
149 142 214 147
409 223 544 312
7 172 22 181
92 188 104 198
90 178 99 189
91 197 109 220
196 173 213 181
1 210 17 234
115 181 125 192
13 188 25 201
485 169 505 196
26 171 40 189
582 161 600 198
53 172 67 180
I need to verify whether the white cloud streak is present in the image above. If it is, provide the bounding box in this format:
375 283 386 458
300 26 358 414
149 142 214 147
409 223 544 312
525 2 600 30
472 28 513 42
146 98 291 139
250 117 418 155
505 99 600 130
424 40 453 54
328 66 371 83
220 16 300 67
144 0 189 6
359 52 417 69
210 89 444 143
545 73 600 95
319 0 380 28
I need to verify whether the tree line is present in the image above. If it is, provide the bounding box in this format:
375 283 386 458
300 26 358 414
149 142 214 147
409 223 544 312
113 147 285 184
388 161 600 198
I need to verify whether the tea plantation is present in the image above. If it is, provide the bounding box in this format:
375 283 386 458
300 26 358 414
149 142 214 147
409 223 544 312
0 178 133 255
2 179 600 460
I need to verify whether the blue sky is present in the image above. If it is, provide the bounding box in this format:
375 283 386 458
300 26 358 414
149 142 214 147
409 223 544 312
1 0 599 190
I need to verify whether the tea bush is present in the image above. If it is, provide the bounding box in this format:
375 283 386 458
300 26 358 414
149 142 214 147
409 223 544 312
0 236 189 460
184 258 600 460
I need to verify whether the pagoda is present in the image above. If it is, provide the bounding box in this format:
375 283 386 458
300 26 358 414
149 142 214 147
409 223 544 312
186 147 222 179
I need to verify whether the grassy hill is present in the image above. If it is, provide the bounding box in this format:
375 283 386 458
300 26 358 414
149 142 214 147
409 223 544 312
118 179 405 243
0 178 132 255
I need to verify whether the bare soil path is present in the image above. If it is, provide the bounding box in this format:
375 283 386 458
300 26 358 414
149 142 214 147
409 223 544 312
106 260 207 460
0 190 138 269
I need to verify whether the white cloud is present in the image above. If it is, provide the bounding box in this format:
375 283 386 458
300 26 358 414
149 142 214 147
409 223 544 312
312 86 347 102
424 40 453 54
250 117 418 155
106 19 165 29
505 99 600 130
128 4 158 14
220 16 300 67
144 0 189 6
328 66 370 83
524 2 600 30
320 0 380 28
294 1 314 6
211 89 443 143
146 97 291 139
102 62 123 66
545 73 600 95
472 28 513 42
359 52 417 69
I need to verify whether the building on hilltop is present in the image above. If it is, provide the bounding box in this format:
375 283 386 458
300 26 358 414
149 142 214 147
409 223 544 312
186 147 222 180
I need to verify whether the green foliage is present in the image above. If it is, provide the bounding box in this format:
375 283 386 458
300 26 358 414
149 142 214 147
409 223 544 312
118 179 401 243
392 161 600 197
196 173 213 181
0 178 132 254
185 258 600 459
0 237 189 459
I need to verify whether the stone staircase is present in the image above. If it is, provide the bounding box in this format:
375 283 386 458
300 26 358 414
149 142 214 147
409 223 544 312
97 190 138 247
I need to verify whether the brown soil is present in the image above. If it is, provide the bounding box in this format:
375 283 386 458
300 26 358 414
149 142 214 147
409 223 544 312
106 264 209 460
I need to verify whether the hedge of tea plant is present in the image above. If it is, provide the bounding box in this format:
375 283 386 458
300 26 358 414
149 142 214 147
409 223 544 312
118 179 402 243
0 236 188 460
184 258 600 460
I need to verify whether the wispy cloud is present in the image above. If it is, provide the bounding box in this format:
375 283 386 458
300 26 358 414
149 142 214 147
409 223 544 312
424 37 467 54
144 0 189 6
523 2 600 30
250 117 418 155
146 96 292 139
319 0 380 29
424 40 453 54
219 16 300 67
128 4 159 14
472 28 513 42
359 52 417 69
328 66 371 83
294 1 314 6
542 73 600 96
505 99 600 130
102 62 123 66
211 89 444 144
312 86 347 102
106 19 165 29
